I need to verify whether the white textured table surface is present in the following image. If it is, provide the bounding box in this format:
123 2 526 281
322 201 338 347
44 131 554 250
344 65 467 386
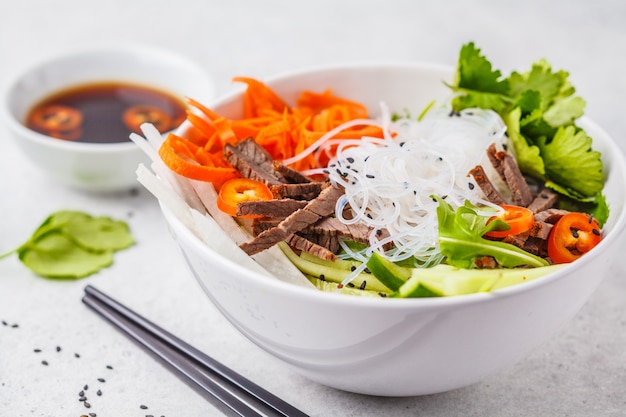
1 1 625 416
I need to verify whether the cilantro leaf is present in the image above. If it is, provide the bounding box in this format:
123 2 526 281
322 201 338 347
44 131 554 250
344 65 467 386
435 197 549 269
502 107 545 179
448 42 604 205
451 42 511 113
1 210 134 279
537 125 604 198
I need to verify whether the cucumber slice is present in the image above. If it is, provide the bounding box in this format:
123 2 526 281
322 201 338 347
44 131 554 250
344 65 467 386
278 242 391 293
394 264 565 298
307 277 385 297
366 252 411 291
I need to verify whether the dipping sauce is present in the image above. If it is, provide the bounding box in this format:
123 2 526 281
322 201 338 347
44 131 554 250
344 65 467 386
25 81 187 143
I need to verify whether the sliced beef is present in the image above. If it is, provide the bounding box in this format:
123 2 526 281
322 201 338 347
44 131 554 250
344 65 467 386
504 234 548 257
239 185 345 255
534 208 570 224
474 256 498 269
487 144 533 207
236 199 308 218
468 165 506 205
285 234 337 261
306 217 388 246
223 138 286 186
296 231 341 254
270 182 324 200
527 188 559 213
528 221 553 240
272 161 311 184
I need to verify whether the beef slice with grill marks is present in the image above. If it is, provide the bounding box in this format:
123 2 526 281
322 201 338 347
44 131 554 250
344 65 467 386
239 184 344 255
468 165 506 205
270 182 324 200
487 143 533 207
527 188 559 213
236 199 308 218
223 137 286 186
285 234 338 261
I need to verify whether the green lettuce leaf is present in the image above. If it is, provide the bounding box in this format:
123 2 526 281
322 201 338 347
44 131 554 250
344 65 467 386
435 197 549 269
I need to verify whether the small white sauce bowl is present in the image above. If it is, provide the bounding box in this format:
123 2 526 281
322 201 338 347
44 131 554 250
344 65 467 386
2 43 215 192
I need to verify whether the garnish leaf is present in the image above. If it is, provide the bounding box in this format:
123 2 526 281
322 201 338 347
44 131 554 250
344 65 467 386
537 125 604 198
434 197 549 269
449 41 603 207
2 210 134 279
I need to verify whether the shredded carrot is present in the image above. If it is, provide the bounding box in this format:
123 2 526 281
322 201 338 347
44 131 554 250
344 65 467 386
158 78 384 187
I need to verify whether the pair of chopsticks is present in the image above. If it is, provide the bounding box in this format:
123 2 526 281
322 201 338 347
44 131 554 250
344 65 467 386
82 285 309 417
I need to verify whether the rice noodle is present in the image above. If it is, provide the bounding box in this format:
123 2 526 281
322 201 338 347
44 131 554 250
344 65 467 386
296 106 509 283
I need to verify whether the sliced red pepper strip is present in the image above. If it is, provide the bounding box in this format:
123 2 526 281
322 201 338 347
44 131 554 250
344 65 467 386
217 178 273 218
123 105 172 133
485 205 534 238
547 212 602 264
27 104 83 133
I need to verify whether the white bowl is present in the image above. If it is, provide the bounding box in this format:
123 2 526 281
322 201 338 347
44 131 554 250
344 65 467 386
161 63 626 396
2 44 215 192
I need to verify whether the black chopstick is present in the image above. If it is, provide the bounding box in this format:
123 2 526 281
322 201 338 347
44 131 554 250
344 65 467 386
82 284 309 417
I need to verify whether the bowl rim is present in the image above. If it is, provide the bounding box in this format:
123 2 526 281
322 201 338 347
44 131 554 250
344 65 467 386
1 42 214 153
163 61 626 309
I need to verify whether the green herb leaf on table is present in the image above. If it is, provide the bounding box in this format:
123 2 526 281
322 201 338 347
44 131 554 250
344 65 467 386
1 210 134 279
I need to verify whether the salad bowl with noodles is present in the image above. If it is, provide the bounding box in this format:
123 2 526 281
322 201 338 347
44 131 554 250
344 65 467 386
132 45 626 396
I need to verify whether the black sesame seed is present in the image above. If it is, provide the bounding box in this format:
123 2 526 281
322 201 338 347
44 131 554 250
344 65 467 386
346 157 355 163
97 389 102 396
376 229 382 236
399 141 406 147
84 384 89 390
540 193 548 199
588 214 594 224
359 281 367 290
97 378 105 383
468 182 475 190
365 174 375 179
319 274 325 281
79 397 86 402
34 348 41 353
11 323 18 328
350 266 356 272
347 282 355 288
1 320 7 326
364 267 371 274
75 353 81 358
140 405 148 410
592 228 601 236
571 229 579 238
379 292 388 297
56 346 61 352
79 390 84 397
84 402 91 409
502 143 508 150
89 413 97 417
41 360 48 366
